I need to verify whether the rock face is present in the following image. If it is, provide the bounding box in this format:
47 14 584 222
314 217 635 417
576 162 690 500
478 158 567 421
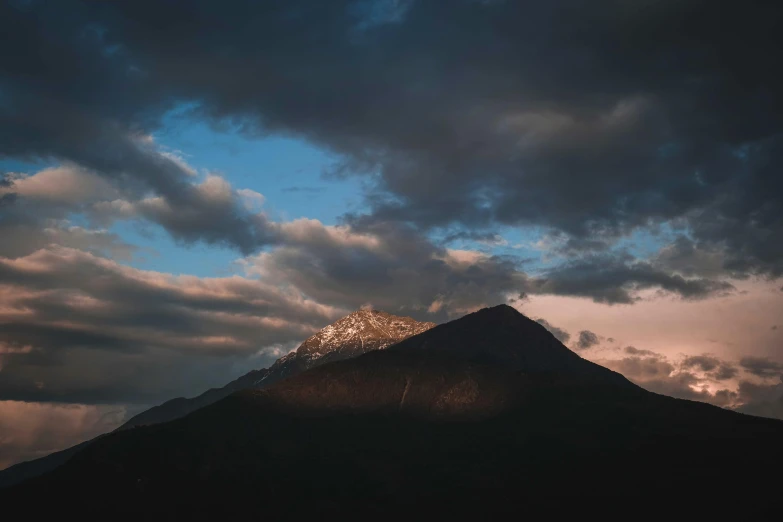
299 309 436 359
253 309 436 387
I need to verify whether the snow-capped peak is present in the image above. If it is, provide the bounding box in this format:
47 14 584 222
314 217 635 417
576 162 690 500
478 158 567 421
297 309 436 358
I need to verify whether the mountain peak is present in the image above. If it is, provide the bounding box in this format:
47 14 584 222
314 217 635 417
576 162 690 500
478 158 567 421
297 309 435 359
390 303 633 387
482 303 518 311
349 308 385 316
255 308 435 388
120 309 436 430
474 303 526 318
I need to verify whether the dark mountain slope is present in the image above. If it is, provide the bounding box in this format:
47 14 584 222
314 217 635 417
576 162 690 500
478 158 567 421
0 437 96 490
2 305 781 518
389 304 634 387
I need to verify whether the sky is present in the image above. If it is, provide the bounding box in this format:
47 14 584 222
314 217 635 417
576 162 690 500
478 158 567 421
1 0 782 469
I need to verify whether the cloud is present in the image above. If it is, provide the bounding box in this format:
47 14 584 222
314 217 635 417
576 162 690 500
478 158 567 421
0 401 131 470
680 355 738 381
0 246 342 404
535 318 570 344
652 237 732 279
0 166 119 205
2 0 781 282
595 348 783 415
0 219 140 262
736 379 783 420
236 188 266 211
0 166 135 259
104 174 280 253
0 164 279 258
624 346 662 358
739 357 783 379
2 1 776 306
599 353 737 407
0 8 275 258
529 255 736 304
606 355 676 382
243 220 530 321
441 231 509 247
575 330 600 350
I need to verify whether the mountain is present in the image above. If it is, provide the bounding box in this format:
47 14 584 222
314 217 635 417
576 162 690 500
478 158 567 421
0 309 434 487
389 303 633 387
120 309 435 428
3 305 780 518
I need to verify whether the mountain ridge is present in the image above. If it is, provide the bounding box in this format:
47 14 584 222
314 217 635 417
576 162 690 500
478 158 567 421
0 308 435 487
390 304 634 388
121 308 435 428
3 303 780 517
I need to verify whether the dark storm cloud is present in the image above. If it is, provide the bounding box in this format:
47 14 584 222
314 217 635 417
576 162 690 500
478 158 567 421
0 3 279 255
739 357 783 379
575 330 600 350
440 231 508 247
3 0 781 279
529 255 735 304
681 355 738 381
535 318 571 344
652 237 731 279
624 346 662 358
244 220 530 322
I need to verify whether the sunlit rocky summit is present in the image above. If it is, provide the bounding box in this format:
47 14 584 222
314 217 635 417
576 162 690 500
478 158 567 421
294 309 436 360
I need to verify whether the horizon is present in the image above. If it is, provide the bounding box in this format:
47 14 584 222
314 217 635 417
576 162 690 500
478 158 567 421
1 0 782 471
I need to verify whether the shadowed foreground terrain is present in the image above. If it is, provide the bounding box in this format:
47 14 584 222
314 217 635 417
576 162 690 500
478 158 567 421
3 306 781 519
